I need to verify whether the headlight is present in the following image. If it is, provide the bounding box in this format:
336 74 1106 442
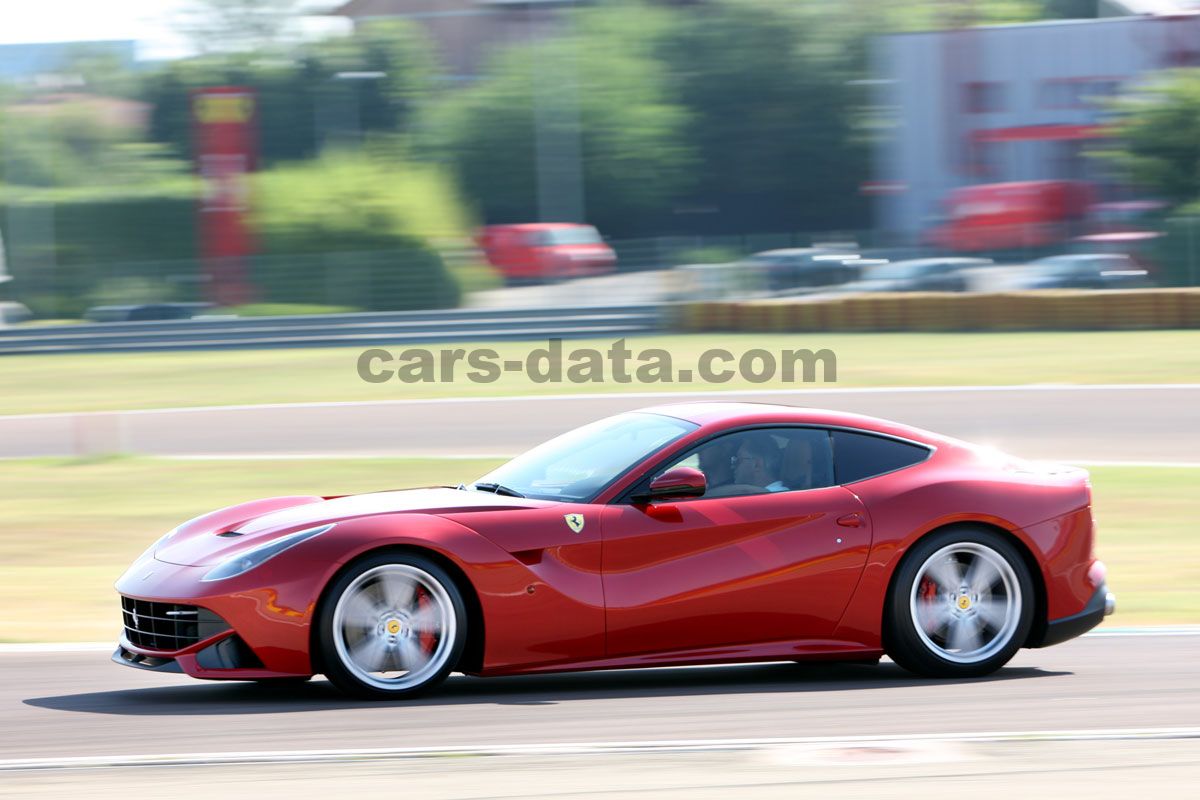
201 524 334 582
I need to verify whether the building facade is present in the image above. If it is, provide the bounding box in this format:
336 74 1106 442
872 13 1200 241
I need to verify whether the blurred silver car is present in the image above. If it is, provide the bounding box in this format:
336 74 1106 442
841 257 990 293
749 248 866 291
1014 254 1151 290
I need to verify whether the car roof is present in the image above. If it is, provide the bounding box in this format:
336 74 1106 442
753 248 839 257
1034 253 1122 262
637 402 942 445
884 258 990 267
484 223 595 231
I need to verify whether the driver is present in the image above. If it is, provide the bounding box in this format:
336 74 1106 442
732 434 787 492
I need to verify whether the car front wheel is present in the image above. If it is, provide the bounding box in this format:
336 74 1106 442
318 552 467 699
885 527 1034 678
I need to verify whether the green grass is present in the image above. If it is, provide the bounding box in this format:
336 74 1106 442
1 330 1198 416
0 456 500 643
0 457 1192 642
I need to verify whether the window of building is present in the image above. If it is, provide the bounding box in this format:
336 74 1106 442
964 81 1007 113
1039 78 1123 109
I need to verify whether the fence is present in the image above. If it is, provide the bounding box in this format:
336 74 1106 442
7 220 1200 321
0 247 460 319
672 289 1200 333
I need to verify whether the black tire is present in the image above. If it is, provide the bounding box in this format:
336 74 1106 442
884 526 1034 678
317 552 468 700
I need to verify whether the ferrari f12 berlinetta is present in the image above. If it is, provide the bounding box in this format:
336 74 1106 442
114 403 1113 698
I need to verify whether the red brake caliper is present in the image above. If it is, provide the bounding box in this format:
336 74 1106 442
918 577 940 634
416 587 436 655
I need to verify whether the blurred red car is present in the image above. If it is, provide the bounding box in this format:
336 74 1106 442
114 403 1113 699
930 180 1094 252
479 223 616 284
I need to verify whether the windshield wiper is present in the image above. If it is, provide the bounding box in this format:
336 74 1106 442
471 482 526 498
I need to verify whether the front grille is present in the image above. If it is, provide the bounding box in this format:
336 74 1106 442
120 596 230 651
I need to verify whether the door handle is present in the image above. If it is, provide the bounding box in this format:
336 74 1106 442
836 513 865 528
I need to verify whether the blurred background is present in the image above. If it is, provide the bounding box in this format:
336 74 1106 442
1 2 1199 797
3 0 1200 322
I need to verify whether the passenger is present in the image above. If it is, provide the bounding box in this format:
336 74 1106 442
781 437 815 490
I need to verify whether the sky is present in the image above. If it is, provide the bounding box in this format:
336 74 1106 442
0 1 346 61
0 0 191 59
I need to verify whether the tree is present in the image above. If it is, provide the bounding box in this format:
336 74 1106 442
172 0 307 54
1092 69 1200 205
421 5 692 236
650 1 870 235
140 20 437 166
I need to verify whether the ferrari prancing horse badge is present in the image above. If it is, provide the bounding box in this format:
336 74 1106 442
564 513 585 534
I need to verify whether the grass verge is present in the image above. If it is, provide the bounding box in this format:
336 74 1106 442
0 330 1197 416
0 457 1192 642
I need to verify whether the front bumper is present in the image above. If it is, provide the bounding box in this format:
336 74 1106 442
1032 582 1115 648
112 554 320 679
112 631 277 678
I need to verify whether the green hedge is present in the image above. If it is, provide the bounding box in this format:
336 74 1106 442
247 246 459 312
0 193 199 317
0 149 471 317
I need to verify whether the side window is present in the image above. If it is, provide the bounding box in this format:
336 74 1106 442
832 430 930 484
657 427 835 499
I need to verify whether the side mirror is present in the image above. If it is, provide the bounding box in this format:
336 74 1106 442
641 466 706 502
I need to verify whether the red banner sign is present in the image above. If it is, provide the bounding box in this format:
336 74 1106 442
193 87 257 306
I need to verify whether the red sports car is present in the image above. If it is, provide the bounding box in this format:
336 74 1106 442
114 403 1114 699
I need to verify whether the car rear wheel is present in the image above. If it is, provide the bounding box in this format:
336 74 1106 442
318 553 467 699
885 527 1034 678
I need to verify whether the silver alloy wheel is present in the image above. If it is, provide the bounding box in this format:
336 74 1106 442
331 564 457 692
909 542 1021 664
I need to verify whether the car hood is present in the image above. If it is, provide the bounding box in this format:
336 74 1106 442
155 487 554 567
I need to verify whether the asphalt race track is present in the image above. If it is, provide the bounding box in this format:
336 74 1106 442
3 386 1199 794
3 633 1198 762
3 385 1199 461
3 633 1199 796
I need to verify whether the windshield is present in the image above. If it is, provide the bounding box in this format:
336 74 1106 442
1033 257 1089 276
534 226 602 246
473 412 697 502
866 261 930 280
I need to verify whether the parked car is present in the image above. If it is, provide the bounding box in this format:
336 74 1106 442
842 257 991 293
928 180 1093 253
748 247 865 291
1015 254 1152 290
479 223 616 285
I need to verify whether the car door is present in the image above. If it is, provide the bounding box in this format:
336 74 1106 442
599 427 872 658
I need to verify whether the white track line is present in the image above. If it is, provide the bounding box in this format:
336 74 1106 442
1067 460 1200 469
159 452 515 461
149 454 1200 466
4 383 1199 421
0 642 115 653
3 727 1200 772
3 626 1199 655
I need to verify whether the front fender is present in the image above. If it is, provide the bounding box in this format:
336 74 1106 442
290 513 607 674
